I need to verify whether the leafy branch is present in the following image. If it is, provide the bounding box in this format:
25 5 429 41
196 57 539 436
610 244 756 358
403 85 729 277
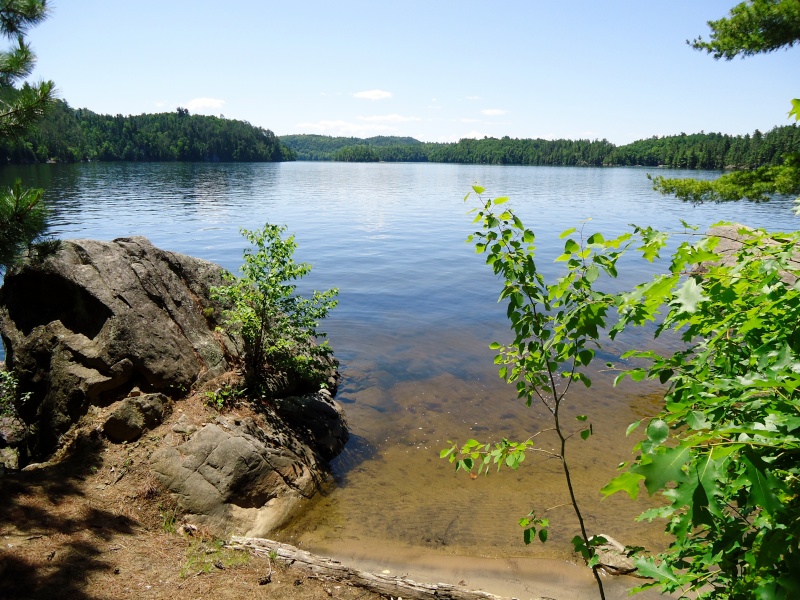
442 185 642 599
211 224 338 393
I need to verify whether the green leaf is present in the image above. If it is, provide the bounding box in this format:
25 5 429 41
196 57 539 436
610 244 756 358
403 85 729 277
472 184 485 194
686 411 709 430
538 528 548 543
523 527 534 545
587 233 604 244
580 427 592 440
634 556 681 586
625 420 642 436
578 349 593 365
742 454 781 514
634 444 692 495
575 414 588 422
493 196 510 205
560 227 577 239
645 419 669 446
790 98 800 122
671 277 708 314
601 471 645 499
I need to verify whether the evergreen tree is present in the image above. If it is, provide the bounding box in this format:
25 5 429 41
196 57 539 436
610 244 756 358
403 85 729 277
653 0 800 204
0 0 54 273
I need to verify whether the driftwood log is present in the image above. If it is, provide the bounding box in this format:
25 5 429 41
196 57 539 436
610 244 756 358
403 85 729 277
228 536 554 600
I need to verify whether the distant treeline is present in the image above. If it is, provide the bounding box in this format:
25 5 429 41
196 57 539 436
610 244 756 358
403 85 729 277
281 126 800 169
0 100 296 163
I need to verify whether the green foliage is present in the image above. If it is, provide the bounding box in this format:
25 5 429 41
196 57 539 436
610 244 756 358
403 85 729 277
649 0 800 227
0 99 296 163
441 186 646 599
0 178 47 273
0 1 54 140
0 368 27 417
333 144 380 162
0 1 53 272
610 125 800 170
447 184 800 598
599 225 800 599
211 224 338 390
690 0 800 59
203 384 244 411
601 6 800 596
282 127 800 170
280 134 424 161
649 156 800 205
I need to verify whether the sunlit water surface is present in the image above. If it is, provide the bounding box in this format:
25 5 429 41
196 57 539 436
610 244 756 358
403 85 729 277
1 162 796 599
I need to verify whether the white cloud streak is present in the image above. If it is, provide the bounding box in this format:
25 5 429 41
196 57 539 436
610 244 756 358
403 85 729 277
481 109 508 116
358 114 421 123
184 97 226 112
295 119 396 136
353 89 393 100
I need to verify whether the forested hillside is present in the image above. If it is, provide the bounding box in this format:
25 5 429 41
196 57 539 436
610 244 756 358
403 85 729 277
0 100 295 163
4 99 798 169
279 135 424 161
282 126 800 169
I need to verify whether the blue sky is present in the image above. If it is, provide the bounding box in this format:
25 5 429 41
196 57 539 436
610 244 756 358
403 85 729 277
26 1 800 144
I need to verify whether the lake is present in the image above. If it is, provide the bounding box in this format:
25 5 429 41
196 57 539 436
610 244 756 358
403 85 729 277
1 162 797 598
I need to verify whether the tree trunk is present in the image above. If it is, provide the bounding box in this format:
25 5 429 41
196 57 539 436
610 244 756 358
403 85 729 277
228 536 553 600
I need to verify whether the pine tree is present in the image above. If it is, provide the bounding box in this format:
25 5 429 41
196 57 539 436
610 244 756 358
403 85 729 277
0 0 54 274
652 0 800 204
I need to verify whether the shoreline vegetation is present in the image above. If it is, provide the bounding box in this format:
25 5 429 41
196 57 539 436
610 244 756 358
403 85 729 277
282 126 799 169
0 99 797 170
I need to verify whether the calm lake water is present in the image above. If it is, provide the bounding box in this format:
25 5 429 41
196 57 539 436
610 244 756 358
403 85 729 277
1 162 797 598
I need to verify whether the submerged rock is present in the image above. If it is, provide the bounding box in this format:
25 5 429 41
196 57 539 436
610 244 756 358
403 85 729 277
592 534 637 575
273 389 348 462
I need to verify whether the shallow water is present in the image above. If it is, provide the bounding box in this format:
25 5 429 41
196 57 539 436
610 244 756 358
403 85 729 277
1 161 796 598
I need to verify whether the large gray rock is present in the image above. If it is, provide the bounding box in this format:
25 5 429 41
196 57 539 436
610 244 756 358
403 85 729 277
0 237 238 457
150 411 334 537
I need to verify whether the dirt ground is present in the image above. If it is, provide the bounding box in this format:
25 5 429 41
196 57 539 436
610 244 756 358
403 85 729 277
0 390 386 600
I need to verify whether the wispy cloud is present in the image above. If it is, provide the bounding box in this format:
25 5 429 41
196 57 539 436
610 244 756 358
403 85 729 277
481 108 508 116
184 97 226 112
434 130 486 143
295 119 396 136
358 114 421 123
353 89 393 100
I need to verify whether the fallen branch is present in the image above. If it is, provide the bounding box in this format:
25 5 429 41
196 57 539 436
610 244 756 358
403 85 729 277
229 536 551 600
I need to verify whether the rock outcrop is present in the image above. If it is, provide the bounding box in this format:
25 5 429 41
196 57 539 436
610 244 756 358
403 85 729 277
0 236 237 457
151 403 347 536
0 236 349 537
